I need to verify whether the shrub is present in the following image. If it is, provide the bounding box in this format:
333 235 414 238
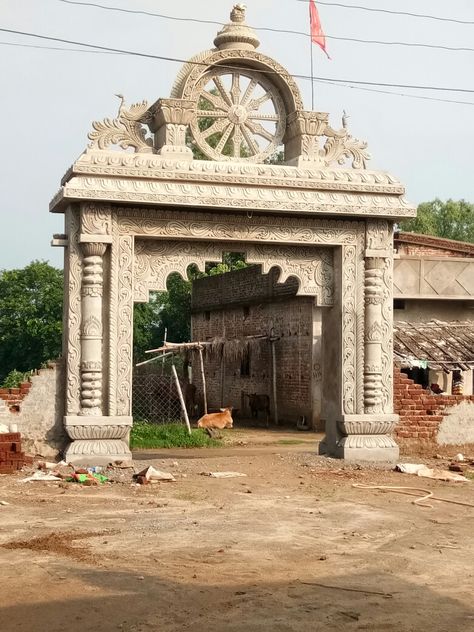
1 369 30 389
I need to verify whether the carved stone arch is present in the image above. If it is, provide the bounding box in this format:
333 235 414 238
132 239 334 306
173 48 303 117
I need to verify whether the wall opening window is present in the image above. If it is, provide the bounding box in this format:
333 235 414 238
240 352 251 377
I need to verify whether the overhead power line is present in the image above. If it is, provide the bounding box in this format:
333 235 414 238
56 0 474 53
3 37 474 108
2 26 474 95
0 40 124 55
315 79 474 107
295 0 474 26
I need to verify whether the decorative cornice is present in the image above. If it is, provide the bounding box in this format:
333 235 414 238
51 175 415 218
68 150 404 191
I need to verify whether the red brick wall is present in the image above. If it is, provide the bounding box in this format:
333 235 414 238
394 366 474 441
395 243 472 258
0 382 32 413
192 299 314 423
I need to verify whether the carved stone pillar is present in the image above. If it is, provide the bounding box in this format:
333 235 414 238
149 98 195 160
364 259 384 414
335 255 399 462
79 241 106 416
63 234 132 466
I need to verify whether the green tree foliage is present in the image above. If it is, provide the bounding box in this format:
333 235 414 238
0 261 63 383
399 199 474 243
133 299 162 363
134 254 248 358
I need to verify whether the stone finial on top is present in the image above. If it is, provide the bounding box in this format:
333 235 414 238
214 4 260 50
231 4 247 22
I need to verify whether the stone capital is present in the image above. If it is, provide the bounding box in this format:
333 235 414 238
149 98 196 130
80 241 107 257
149 98 195 159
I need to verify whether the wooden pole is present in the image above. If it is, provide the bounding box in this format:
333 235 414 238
220 351 225 408
271 338 279 426
161 327 167 376
171 363 192 435
198 345 208 415
135 351 174 368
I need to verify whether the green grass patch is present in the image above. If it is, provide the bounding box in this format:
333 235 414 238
130 422 221 449
276 439 307 445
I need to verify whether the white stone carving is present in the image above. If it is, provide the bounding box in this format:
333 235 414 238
133 239 335 305
65 208 82 416
54 5 409 464
118 208 362 245
342 245 357 414
79 241 107 416
381 255 394 412
364 261 384 414
88 96 153 153
57 176 415 217
177 49 304 117
81 203 112 236
72 150 407 193
116 236 134 417
285 111 371 170
245 245 334 304
189 68 286 163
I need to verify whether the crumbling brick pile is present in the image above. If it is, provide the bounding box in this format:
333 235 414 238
0 432 33 474
394 366 474 441
0 381 31 413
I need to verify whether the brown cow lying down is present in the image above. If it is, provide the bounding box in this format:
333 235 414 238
197 407 233 429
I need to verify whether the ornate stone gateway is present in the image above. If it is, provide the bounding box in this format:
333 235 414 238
50 5 415 464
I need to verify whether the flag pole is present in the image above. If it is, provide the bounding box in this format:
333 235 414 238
309 10 315 110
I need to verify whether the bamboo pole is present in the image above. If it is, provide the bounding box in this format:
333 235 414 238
161 327 167 376
198 345 208 415
135 351 174 368
171 364 192 435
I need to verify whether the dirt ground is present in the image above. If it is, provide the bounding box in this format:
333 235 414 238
1 430 473 632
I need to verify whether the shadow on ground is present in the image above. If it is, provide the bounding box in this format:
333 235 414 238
1 564 472 632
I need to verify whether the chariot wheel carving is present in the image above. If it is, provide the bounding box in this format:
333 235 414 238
190 68 286 162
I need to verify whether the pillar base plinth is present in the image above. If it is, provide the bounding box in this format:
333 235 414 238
334 435 399 463
63 415 133 466
319 414 400 463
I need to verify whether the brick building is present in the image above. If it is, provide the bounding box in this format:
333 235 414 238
191 267 321 428
191 232 474 438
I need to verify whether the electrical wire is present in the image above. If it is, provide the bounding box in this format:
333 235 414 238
3 38 474 106
315 78 474 106
57 0 474 53
296 1 474 26
0 40 125 54
3 36 474 106
2 26 474 95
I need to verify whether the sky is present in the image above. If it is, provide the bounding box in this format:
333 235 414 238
1 0 473 269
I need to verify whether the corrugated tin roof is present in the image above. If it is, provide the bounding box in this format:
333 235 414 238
393 320 474 372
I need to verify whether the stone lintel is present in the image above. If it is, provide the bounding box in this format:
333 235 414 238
79 233 113 244
50 179 415 220
365 249 393 259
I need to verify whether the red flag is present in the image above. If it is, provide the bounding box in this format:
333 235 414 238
309 0 330 59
